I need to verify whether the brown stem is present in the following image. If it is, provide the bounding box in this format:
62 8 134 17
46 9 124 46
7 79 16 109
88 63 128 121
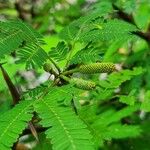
22 126 48 135
132 31 150 44
15 0 26 20
112 4 136 26
0 64 20 105
112 3 150 44
31 0 37 18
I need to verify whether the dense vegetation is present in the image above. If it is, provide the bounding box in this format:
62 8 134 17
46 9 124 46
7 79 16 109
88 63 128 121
0 0 150 150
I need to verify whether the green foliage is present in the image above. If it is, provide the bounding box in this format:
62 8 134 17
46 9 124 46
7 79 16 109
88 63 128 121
17 44 48 69
34 87 94 150
0 26 23 58
79 103 141 147
141 90 150 112
60 17 138 43
119 89 136 105
99 67 144 89
49 41 69 62
79 19 138 42
0 100 34 150
0 20 48 68
1 0 150 150
70 44 102 64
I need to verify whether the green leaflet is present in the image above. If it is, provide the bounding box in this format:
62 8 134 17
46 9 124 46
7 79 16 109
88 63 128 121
79 102 142 148
0 20 48 68
49 41 69 62
0 20 44 45
17 44 48 69
0 28 24 59
119 89 137 106
0 100 34 150
59 1 113 42
60 15 138 43
59 12 103 42
99 67 144 89
70 45 103 64
141 90 150 112
79 19 138 42
90 1 113 15
34 87 94 150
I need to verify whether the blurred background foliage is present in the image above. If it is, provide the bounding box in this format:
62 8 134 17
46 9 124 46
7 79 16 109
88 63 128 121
1 0 150 150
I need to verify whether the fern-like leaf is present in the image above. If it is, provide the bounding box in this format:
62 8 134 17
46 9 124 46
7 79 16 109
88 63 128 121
34 87 94 150
70 45 103 64
59 13 101 42
60 12 138 43
141 90 150 112
17 44 48 69
49 41 69 62
0 20 44 45
79 19 138 42
0 20 48 68
90 104 141 146
105 124 141 139
99 67 144 89
0 28 23 58
0 100 34 150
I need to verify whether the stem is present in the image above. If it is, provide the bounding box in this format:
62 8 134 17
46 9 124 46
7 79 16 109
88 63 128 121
59 75 70 82
48 57 61 73
38 78 60 99
51 69 59 78
65 42 76 69
62 68 79 75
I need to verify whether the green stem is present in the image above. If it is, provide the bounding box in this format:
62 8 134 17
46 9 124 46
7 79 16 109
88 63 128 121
38 77 60 99
62 68 79 75
65 42 76 69
59 75 70 82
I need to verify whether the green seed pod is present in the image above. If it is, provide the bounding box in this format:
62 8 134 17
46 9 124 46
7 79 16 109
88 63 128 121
79 63 116 74
70 78 96 90
43 63 52 72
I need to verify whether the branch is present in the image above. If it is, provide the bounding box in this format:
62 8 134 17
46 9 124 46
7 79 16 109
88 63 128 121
132 31 150 43
112 4 136 26
112 3 150 43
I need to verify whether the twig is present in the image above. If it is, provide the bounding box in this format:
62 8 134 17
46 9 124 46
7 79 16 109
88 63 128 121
62 68 79 75
65 42 76 70
112 3 150 44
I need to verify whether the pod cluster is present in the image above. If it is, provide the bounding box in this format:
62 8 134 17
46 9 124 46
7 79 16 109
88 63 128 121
79 63 116 74
43 62 116 90
70 78 96 90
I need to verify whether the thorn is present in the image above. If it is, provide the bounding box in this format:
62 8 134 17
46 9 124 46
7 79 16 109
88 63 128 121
0 65 20 105
28 121 39 142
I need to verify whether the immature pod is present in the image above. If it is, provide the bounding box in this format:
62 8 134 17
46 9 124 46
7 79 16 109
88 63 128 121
70 78 96 90
79 63 116 74
43 63 52 72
